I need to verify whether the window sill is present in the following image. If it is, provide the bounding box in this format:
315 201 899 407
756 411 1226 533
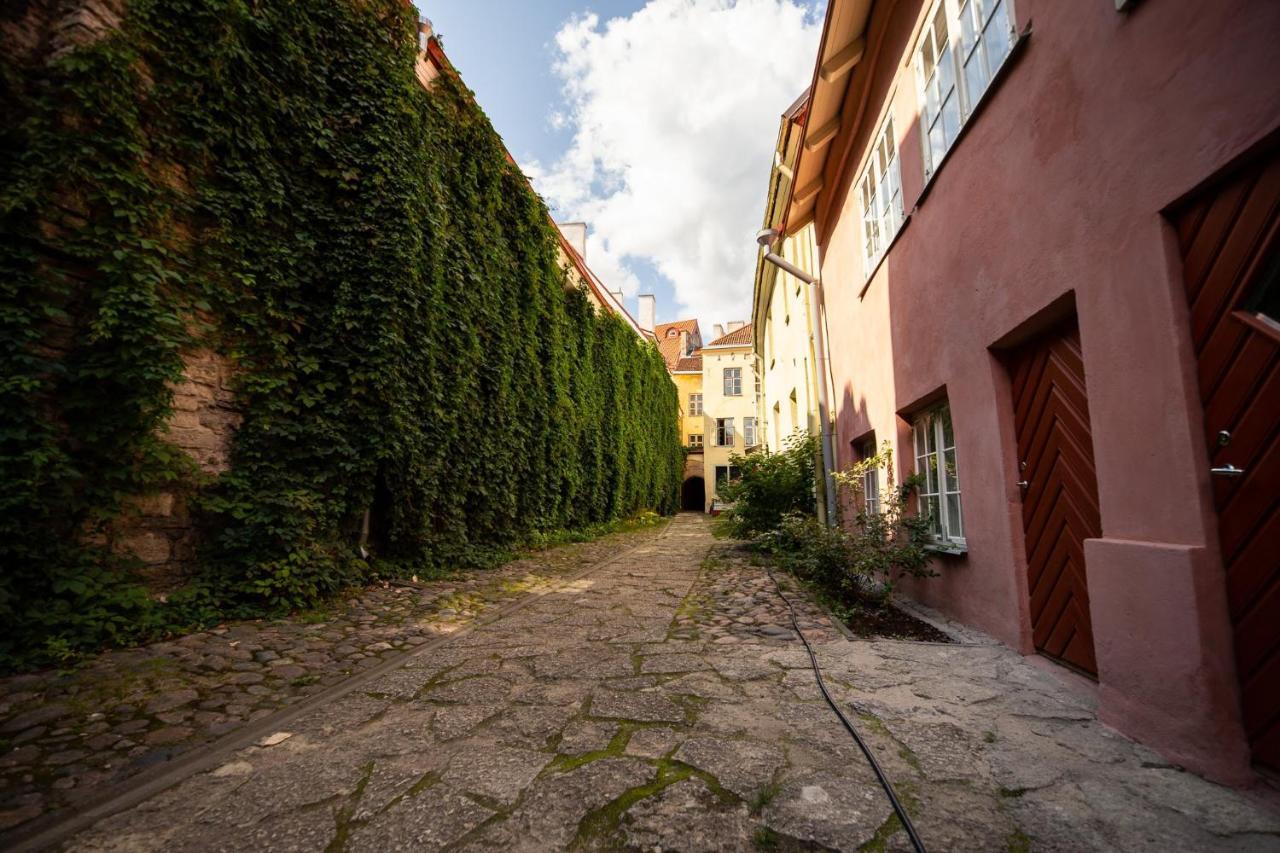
916 24 1033 209
858 214 913 299
924 541 967 556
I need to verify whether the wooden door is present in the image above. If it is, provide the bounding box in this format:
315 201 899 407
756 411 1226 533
1172 149 1280 771
1009 321 1101 676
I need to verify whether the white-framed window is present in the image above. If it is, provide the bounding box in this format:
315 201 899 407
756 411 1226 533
743 417 758 447
857 439 880 516
715 465 742 488
723 367 742 396
858 115 904 270
754 371 762 396
689 393 703 416
913 403 964 545
689 433 703 449
916 0 1016 178
715 418 735 447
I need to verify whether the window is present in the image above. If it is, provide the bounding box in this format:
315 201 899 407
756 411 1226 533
689 433 703 449
743 417 758 447
913 403 964 545
857 439 880 516
858 116 904 270
715 465 742 488
754 371 761 396
723 367 742 396
689 393 703 416
916 0 1016 177
715 418 735 447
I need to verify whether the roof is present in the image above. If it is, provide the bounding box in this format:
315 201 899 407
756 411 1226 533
673 355 703 373
782 0 875 234
705 323 753 348
654 319 701 371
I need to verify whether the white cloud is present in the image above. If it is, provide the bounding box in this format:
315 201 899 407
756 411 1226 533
527 0 822 329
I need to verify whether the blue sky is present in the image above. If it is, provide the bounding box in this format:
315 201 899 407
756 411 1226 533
414 1 825 332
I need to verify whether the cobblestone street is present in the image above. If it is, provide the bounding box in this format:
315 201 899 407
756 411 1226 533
4 514 1279 851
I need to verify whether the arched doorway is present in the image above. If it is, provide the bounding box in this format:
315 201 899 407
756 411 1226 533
681 476 705 512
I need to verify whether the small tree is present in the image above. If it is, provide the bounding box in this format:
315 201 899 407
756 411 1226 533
833 441 935 604
716 431 817 538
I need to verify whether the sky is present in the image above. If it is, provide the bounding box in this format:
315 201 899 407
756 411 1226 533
414 0 826 334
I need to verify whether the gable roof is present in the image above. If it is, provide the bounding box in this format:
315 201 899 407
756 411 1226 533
705 323 753 348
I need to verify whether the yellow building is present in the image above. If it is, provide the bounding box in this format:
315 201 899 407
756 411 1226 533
654 319 706 510
751 92 837 519
700 323 761 513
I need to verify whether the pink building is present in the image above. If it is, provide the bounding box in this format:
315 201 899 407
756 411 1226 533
780 0 1280 784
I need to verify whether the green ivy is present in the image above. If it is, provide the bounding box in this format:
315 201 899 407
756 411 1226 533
0 0 682 669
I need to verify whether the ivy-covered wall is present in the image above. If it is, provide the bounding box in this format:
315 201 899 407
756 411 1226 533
0 0 682 667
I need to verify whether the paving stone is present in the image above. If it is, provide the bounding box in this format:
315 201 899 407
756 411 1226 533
589 689 686 723
442 744 548 805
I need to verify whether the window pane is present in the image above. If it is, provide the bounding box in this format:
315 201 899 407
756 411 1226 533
964 45 989 104
937 44 956 104
946 493 964 538
923 414 937 453
985 1 1012 71
925 452 939 493
933 3 948 41
946 90 964 140
922 31 937 77
927 496 942 536
944 448 960 492
940 405 955 447
959 0 979 60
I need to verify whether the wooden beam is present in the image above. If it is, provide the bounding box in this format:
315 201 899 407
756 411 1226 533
804 117 840 152
820 36 866 83
794 176 823 204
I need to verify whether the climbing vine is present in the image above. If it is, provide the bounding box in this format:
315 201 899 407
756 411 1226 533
0 0 682 668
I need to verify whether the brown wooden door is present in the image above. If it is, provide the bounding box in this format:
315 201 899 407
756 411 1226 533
1172 149 1280 771
1009 321 1101 676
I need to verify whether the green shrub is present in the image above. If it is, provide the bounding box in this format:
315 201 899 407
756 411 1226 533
716 431 817 538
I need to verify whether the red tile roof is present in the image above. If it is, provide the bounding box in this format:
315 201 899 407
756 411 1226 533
674 355 703 373
706 323 753 347
654 319 701 371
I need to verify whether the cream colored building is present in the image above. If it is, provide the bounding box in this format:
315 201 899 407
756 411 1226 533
700 322 760 513
751 91 836 518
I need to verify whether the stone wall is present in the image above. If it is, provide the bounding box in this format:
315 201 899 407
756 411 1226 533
111 349 240 591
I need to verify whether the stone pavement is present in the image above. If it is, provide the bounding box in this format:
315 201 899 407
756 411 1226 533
0 523 665 842
13 514 1280 851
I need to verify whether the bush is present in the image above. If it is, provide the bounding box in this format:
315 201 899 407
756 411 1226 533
716 431 817 538
743 440 935 607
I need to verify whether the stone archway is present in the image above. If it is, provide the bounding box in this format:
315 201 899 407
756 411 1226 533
681 476 705 512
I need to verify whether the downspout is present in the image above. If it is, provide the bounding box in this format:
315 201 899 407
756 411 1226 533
756 228 838 527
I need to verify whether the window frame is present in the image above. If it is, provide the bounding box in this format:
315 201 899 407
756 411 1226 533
912 403 965 549
689 393 703 416
857 439 880 517
715 417 736 447
688 433 703 449
915 0 1018 181
857 113 905 274
723 367 743 397
743 417 758 448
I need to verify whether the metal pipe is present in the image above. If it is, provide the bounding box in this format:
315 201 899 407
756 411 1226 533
756 229 838 526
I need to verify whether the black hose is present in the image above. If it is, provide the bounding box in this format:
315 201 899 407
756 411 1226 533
765 567 927 853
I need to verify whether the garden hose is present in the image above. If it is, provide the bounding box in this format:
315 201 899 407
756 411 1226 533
765 568 928 853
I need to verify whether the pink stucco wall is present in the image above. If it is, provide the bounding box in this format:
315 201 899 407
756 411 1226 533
813 0 1280 783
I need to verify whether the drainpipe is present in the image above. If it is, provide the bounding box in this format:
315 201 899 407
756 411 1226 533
756 228 838 527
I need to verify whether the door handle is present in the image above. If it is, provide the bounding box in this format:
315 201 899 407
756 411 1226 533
1210 464 1245 477
1016 480 1029 489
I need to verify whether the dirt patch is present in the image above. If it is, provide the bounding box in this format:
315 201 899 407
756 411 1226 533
834 600 952 643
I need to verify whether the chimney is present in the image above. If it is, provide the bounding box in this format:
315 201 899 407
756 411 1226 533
726 320 745 333
637 294 656 333
679 330 689 357
713 323 725 340
609 289 624 305
417 16 434 50
556 221 588 259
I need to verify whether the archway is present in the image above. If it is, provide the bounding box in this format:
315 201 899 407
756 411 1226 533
681 476 705 512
